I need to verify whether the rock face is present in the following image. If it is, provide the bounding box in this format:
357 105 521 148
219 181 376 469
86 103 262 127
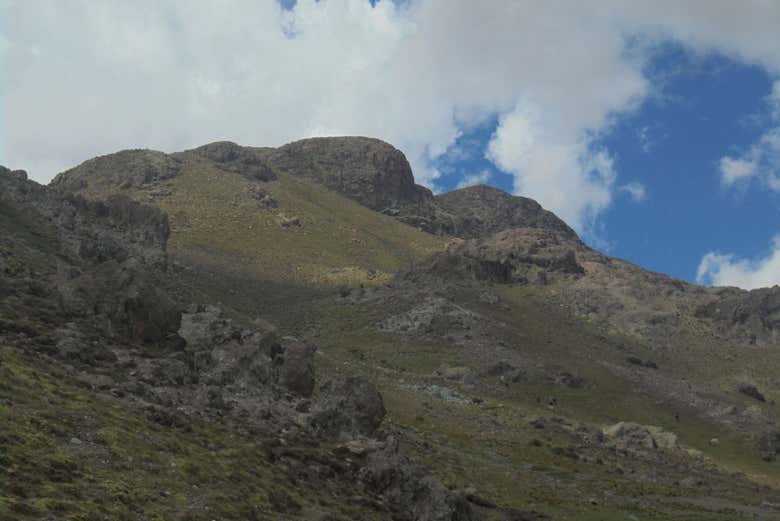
190 141 277 181
176 306 318 396
267 136 433 211
266 139 582 241
2 164 178 345
59 258 181 344
696 286 780 345
434 184 578 240
411 227 586 285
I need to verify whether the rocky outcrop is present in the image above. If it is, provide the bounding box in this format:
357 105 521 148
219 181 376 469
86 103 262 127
434 184 578 240
2 165 177 347
175 306 317 396
603 422 679 453
757 430 780 461
58 258 181 344
360 436 475 521
278 337 317 397
51 149 182 193
2 166 170 267
310 376 387 439
378 297 481 335
410 227 586 286
267 136 433 211
190 141 277 181
696 286 780 345
47 138 582 244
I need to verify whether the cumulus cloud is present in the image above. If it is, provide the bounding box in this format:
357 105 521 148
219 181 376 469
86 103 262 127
697 236 780 289
486 103 620 230
720 156 758 186
455 170 491 190
618 181 648 202
719 80 780 189
719 128 780 190
3 0 780 236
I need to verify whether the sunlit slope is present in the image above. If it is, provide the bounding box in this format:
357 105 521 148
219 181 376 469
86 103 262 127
70 155 446 286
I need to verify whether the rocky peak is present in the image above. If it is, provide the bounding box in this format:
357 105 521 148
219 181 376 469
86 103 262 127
0 165 29 182
266 136 434 211
434 184 579 240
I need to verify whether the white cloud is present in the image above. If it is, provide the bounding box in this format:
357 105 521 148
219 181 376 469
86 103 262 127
3 0 780 237
719 128 780 190
619 181 648 202
719 156 758 186
486 103 621 231
455 170 491 189
697 236 780 289
719 80 780 190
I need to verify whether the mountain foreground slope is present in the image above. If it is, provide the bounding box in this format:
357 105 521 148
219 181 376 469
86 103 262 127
4 137 780 520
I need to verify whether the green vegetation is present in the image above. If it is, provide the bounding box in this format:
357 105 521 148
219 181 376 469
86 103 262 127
14 142 780 519
0 347 388 521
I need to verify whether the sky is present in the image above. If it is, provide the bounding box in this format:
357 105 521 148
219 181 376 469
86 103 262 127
2 0 780 289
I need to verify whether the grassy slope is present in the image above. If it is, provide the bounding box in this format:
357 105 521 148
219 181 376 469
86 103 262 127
80 156 445 287
0 193 392 521
53 154 780 519
283 283 780 520
0 346 393 521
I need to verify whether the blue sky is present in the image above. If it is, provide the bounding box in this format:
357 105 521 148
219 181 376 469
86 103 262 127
3 1 780 288
434 43 780 283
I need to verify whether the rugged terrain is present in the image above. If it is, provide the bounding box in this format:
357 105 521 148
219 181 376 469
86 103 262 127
4 136 780 520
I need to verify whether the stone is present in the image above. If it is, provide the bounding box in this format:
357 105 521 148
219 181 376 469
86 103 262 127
603 422 678 452
310 377 386 439
737 383 766 402
757 430 780 461
278 338 316 397
436 364 472 381
359 436 475 521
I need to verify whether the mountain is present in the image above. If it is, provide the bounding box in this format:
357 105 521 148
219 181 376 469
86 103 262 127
4 137 780 520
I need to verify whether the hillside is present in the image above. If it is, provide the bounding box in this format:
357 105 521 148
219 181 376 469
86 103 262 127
4 137 780 520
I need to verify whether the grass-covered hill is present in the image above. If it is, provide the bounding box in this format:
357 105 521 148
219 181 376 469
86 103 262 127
5 136 780 520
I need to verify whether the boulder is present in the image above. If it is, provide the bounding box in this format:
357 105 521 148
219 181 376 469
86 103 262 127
359 436 475 521
603 422 678 452
59 258 181 345
757 430 780 461
738 383 766 402
310 377 386 439
278 337 316 397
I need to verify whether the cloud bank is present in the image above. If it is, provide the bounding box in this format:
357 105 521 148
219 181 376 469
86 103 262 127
719 81 780 190
3 0 780 236
697 236 780 290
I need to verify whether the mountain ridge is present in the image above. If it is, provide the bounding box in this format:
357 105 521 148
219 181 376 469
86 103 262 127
51 136 578 242
6 136 780 519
